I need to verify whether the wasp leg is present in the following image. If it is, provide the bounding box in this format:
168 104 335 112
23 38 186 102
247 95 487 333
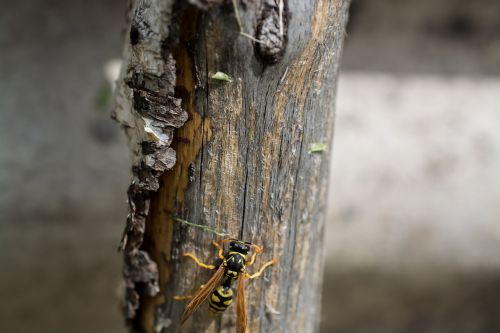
212 241 225 260
173 284 206 300
183 253 216 270
245 259 278 279
247 244 264 267
246 251 259 267
219 238 233 246
213 238 233 259
173 295 193 301
246 252 257 267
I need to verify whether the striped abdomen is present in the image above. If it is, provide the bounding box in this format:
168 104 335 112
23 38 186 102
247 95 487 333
208 285 233 314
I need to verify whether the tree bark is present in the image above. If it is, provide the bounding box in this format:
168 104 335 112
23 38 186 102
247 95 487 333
113 0 350 332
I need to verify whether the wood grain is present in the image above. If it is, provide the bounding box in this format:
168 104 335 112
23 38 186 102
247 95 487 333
115 0 350 332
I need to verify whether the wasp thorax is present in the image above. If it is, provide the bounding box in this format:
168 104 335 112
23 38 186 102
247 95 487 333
229 241 250 254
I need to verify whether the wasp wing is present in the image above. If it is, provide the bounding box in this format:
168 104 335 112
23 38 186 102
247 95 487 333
236 273 247 333
180 265 225 325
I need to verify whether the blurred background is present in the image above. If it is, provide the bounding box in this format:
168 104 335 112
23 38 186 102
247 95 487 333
1 0 499 332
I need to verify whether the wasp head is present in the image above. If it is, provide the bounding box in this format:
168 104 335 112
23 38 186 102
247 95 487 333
229 240 250 254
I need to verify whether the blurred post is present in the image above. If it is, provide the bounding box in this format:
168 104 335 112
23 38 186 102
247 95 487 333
113 0 350 332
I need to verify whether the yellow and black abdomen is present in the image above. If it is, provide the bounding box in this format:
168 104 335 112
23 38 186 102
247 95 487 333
208 285 233 314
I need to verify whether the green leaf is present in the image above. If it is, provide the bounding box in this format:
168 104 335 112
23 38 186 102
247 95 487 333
211 71 233 82
94 82 112 113
309 143 328 154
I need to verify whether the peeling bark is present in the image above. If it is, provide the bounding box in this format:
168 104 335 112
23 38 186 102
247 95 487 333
113 0 350 332
256 0 288 63
113 0 189 324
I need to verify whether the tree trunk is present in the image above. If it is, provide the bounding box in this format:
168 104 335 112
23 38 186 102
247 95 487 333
113 0 350 332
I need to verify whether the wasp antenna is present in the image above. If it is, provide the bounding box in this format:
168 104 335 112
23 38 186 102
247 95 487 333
251 244 263 253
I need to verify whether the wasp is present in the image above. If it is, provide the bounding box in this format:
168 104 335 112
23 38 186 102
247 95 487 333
174 238 277 332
